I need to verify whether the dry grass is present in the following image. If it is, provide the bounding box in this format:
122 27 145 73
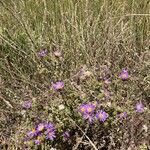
0 0 150 149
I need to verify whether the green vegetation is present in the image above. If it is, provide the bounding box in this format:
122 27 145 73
0 0 149 149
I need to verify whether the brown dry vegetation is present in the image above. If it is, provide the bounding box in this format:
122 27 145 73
0 0 150 149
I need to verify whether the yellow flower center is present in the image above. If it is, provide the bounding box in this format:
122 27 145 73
98 114 103 118
39 125 44 131
122 74 127 78
81 107 85 112
32 129 36 133
87 107 92 112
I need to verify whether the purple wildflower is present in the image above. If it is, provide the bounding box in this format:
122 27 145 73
96 110 108 122
136 102 144 113
38 49 48 57
22 101 32 109
85 103 96 114
79 104 87 114
79 103 96 123
27 128 37 138
45 123 55 131
34 139 41 145
62 131 70 139
52 81 64 90
37 123 45 132
34 136 42 145
46 130 56 141
83 113 94 123
119 69 129 80
44 122 56 141
79 103 96 115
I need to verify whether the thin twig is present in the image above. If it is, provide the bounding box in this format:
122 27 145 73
70 118 98 150
72 125 89 150
0 96 13 108
125 13 150 16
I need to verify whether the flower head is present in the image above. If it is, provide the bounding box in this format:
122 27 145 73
83 113 94 123
34 136 42 145
37 123 45 132
79 103 96 123
96 110 108 122
45 123 55 131
79 103 96 115
85 104 96 114
46 130 56 141
79 104 87 114
119 69 129 80
136 102 144 113
34 139 41 145
38 49 48 57
22 101 32 109
52 81 64 90
27 128 37 138
44 122 56 140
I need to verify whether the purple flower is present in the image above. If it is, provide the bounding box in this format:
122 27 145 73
38 49 48 57
52 81 64 90
96 110 108 122
46 130 56 141
119 69 129 80
118 112 127 119
34 136 42 145
27 128 37 138
85 104 96 114
136 102 144 113
45 123 55 131
79 104 87 114
34 139 41 145
37 123 45 132
79 103 96 123
62 131 70 139
22 101 32 109
43 122 56 141
79 103 96 115
83 113 94 123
